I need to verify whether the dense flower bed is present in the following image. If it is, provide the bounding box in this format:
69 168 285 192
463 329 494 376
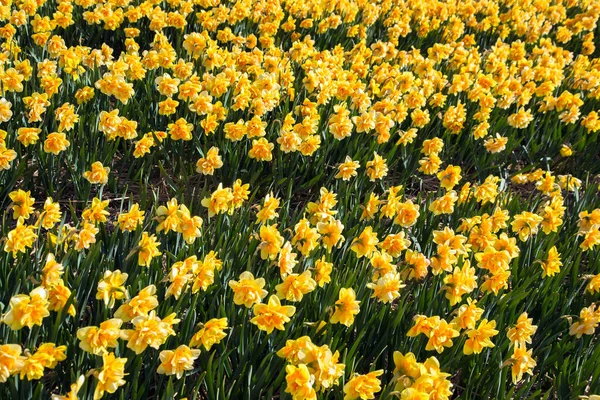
0 0 600 398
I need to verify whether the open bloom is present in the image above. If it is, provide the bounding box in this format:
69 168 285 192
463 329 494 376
157 345 201 379
251 295 296 334
508 344 536 384
9 189 35 219
248 138 274 161
507 312 537 346
190 318 228 350
114 285 158 322
77 319 123 355
350 226 378 258
568 304 599 338
83 161 110 185
196 146 223 175
367 272 405 304
343 370 383 400
96 270 128 308
0 344 25 382
120 311 180 354
275 271 317 302
425 319 460 353
336 156 360 180
229 272 268 308
463 319 499 355
44 132 70 154
93 352 127 399
365 152 387 181
20 343 67 380
138 232 161 267
2 287 50 330
4 217 38 256
285 364 317 400
330 288 360 327
257 224 284 260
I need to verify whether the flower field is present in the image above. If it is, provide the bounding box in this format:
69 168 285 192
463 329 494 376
1 0 600 398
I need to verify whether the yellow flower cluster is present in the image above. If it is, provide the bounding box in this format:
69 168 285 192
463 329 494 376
1 0 600 397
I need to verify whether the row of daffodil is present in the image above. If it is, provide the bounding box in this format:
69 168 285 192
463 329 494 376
2 162 600 398
0 0 598 188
